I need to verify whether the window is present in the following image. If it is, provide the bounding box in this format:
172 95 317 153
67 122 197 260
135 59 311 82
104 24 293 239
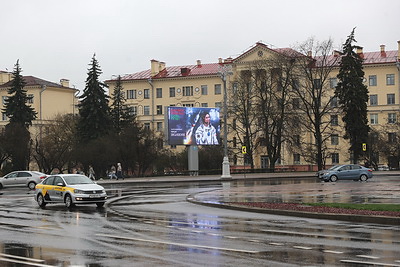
331 134 339 145
144 89 150 99
292 98 300 109
156 105 163 115
292 79 299 90
370 94 378 106
294 135 300 145
233 137 237 147
232 119 236 130
370 114 378 125
201 103 208 107
330 96 338 107
331 153 339 164
27 94 34 104
183 103 194 107
144 106 150 115
132 106 137 116
386 74 395 85
127 90 136 99
2 112 8 121
388 113 396 124
2 96 8 105
330 115 338 126
369 75 377 86
329 78 337 89
215 102 222 108
387 94 395 104
157 122 163 132
313 79 322 89
293 153 300 164
201 85 208 95
214 84 221 95
388 133 396 143
156 88 162 98
144 123 150 130
183 86 193 96
169 87 175 97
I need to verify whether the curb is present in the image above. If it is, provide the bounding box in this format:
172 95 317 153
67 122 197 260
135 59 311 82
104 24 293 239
186 194 400 226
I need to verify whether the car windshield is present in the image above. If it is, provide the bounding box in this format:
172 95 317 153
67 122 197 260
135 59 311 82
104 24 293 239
64 175 94 185
328 165 341 170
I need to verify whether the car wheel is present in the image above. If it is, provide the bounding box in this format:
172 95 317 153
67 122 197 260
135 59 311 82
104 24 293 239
37 194 46 208
360 174 368 182
65 194 75 208
28 181 36 190
330 175 338 182
96 202 105 208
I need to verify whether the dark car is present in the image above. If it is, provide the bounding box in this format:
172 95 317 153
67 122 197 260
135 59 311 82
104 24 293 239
318 164 373 182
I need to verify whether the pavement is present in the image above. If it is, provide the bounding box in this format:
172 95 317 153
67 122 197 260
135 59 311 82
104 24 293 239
97 171 400 225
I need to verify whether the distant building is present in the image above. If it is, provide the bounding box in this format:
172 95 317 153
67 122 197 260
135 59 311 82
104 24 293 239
104 41 400 170
0 72 78 137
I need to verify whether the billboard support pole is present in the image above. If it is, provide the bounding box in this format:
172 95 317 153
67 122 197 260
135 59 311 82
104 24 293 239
219 65 232 180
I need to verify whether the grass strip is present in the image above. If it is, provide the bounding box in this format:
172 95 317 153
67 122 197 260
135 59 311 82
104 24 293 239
304 203 400 212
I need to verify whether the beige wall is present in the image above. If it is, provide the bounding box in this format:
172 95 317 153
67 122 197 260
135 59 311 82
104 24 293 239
107 42 400 169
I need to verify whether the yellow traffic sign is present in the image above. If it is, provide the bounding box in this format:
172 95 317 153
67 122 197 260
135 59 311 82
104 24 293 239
242 146 247 154
362 143 367 151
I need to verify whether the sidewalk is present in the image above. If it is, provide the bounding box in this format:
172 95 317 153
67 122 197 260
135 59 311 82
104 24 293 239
98 171 400 225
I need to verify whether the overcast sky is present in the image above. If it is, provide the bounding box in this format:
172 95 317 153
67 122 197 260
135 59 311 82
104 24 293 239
1 0 399 91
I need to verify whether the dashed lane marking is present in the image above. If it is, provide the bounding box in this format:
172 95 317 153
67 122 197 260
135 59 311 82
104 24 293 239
96 233 261 254
356 255 380 260
269 242 285 246
340 259 400 267
293 246 313 250
323 250 344 254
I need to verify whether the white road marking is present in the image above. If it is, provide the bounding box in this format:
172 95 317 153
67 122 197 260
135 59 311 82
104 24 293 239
269 242 285 246
323 250 344 254
0 253 45 263
356 255 380 259
0 257 54 267
341 259 400 267
293 246 313 250
96 233 260 254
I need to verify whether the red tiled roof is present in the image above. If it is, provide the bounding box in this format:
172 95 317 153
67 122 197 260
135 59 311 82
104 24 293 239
0 75 68 88
114 43 399 82
316 50 398 67
120 63 222 81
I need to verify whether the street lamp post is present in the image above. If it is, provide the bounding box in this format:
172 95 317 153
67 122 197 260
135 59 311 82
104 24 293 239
219 65 232 179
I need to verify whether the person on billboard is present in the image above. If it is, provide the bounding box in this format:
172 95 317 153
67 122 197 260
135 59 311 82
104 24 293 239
195 112 219 145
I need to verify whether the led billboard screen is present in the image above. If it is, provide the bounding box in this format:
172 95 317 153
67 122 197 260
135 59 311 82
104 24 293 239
167 107 220 145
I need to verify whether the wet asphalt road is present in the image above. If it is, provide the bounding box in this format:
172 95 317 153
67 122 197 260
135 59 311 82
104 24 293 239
0 178 399 266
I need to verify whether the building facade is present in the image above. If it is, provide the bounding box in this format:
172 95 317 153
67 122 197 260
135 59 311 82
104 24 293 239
0 72 78 138
106 41 400 170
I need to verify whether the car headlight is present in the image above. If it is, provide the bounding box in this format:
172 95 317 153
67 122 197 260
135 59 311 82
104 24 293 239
74 189 84 194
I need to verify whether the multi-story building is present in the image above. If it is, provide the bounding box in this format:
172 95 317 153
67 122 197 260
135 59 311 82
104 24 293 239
106 41 400 170
0 71 78 137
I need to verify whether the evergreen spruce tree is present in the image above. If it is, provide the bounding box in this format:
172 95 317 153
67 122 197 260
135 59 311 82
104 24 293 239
2 60 37 170
335 29 369 163
3 60 37 127
110 75 136 133
78 54 112 142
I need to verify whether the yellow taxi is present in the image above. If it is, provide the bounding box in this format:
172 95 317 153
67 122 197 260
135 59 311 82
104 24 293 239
35 174 107 208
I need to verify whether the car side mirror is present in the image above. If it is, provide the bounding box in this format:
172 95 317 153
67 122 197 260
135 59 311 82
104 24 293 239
56 182 65 187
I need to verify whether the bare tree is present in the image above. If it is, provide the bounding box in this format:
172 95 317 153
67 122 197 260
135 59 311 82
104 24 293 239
229 69 261 170
292 38 340 170
230 51 298 171
33 114 77 174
